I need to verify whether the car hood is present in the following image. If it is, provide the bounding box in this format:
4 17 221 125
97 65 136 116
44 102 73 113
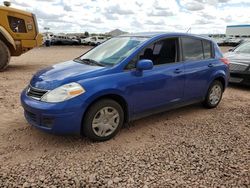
30 60 109 90
225 52 250 64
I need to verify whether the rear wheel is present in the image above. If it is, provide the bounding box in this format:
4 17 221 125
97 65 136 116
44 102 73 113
83 99 124 141
0 40 10 71
203 80 223 108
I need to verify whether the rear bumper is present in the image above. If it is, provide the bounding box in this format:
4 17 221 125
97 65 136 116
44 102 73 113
20 89 86 135
229 71 250 85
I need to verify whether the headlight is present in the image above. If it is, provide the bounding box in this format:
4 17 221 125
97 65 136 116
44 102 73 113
41 82 85 103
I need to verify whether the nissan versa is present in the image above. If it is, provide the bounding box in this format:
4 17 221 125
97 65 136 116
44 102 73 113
21 32 230 141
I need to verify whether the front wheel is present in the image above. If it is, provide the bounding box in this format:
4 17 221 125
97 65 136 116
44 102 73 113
83 99 124 141
203 80 223 108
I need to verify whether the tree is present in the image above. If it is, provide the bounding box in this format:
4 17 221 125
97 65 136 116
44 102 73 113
84 31 89 37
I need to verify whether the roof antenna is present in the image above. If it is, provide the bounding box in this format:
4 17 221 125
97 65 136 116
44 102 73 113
186 27 191 33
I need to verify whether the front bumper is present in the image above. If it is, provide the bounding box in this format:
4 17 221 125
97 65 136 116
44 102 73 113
20 89 86 135
229 71 250 86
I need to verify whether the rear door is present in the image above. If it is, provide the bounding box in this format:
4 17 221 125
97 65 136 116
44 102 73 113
181 37 215 101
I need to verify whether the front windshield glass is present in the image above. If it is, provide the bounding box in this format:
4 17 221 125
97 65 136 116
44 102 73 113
234 42 250 53
79 37 148 66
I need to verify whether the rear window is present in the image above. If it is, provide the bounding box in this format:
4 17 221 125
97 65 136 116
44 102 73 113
182 37 203 61
182 37 213 61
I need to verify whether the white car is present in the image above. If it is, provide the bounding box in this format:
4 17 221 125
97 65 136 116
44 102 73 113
90 36 107 46
81 36 107 46
80 37 93 45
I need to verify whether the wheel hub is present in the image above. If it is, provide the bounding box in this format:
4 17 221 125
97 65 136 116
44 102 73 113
209 84 222 105
92 106 120 137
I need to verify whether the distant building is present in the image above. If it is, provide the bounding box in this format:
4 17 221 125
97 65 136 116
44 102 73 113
226 25 250 38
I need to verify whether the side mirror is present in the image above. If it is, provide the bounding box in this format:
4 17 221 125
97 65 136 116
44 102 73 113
136 59 153 71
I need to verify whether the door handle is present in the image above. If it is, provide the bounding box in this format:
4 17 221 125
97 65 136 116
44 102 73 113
174 69 182 74
208 63 214 68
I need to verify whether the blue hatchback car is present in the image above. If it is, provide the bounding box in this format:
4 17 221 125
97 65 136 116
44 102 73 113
21 32 229 141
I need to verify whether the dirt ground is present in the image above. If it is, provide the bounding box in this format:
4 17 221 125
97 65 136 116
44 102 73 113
0 46 249 187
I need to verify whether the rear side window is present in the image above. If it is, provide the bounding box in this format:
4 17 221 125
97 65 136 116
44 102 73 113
181 37 203 61
203 40 213 59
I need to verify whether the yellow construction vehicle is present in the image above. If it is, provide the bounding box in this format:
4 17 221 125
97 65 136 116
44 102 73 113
0 1 42 70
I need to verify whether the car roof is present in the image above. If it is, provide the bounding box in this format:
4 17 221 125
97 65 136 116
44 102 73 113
120 32 212 41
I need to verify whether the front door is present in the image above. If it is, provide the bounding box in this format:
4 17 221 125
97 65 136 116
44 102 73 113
124 37 185 115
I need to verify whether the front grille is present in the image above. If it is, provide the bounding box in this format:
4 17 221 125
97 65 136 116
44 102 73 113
229 63 248 72
27 86 48 100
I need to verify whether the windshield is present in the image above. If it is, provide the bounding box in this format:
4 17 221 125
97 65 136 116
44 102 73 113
234 42 250 53
79 37 148 66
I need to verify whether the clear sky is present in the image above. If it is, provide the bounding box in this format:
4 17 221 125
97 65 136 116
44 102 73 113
2 0 250 34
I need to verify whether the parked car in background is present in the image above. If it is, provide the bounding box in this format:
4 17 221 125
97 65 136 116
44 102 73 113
44 34 52 47
225 41 250 85
21 32 229 141
69 36 81 45
90 36 107 46
51 35 79 45
81 37 93 45
212 37 226 46
81 36 108 46
223 37 244 46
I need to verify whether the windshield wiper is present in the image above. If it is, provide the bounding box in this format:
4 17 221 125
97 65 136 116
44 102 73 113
77 58 105 67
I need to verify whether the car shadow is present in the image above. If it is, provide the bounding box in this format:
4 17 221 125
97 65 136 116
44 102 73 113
0 102 211 164
228 83 250 91
23 102 205 144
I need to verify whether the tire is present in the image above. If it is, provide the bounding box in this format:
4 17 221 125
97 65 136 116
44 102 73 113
0 40 10 71
203 80 223 109
83 99 124 141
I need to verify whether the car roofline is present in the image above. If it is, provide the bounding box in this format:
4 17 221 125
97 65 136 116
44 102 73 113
118 32 213 41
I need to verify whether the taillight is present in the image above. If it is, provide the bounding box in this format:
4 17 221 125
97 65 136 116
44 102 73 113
220 58 230 65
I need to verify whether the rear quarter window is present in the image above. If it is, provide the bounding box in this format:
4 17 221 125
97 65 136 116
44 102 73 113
203 40 213 59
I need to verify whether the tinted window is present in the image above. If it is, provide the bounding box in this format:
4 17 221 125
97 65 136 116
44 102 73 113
139 38 179 65
182 37 203 61
126 38 179 69
203 40 212 59
8 16 27 33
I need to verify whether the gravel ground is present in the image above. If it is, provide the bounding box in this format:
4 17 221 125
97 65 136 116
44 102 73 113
0 46 249 187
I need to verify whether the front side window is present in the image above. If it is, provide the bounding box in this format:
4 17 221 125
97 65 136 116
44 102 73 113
79 37 148 66
182 37 203 61
139 38 179 65
126 38 179 69
8 16 27 33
